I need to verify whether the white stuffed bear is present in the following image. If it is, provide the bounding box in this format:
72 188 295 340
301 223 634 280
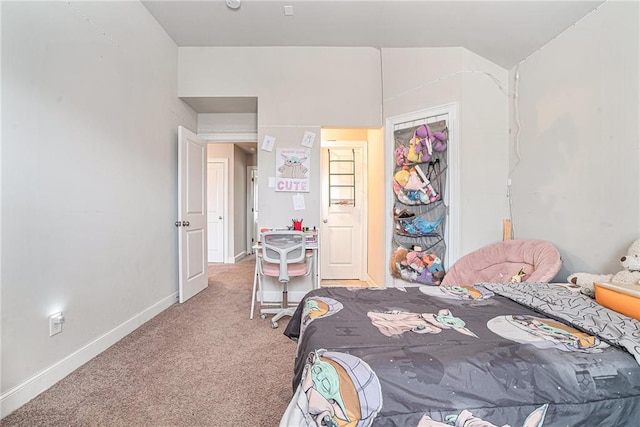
568 239 640 294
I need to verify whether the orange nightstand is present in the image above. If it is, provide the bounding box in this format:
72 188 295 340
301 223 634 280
594 282 640 320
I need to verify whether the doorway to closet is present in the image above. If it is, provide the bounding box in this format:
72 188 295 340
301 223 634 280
320 141 367 281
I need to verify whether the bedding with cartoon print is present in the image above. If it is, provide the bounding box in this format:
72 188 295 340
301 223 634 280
280 283 640 426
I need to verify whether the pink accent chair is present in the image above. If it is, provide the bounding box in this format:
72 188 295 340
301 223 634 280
441 239 562 286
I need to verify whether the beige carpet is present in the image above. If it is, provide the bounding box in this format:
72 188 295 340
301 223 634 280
3 255 297 426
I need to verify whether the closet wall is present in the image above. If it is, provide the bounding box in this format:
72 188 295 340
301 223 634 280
390 115 450 286
382 47 510 285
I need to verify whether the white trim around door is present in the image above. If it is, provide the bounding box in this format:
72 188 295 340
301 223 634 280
384 103 460 285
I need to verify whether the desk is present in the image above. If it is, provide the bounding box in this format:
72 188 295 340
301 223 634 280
249 237 319 320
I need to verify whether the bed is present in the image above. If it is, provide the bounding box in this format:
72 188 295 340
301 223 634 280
280 282 640 426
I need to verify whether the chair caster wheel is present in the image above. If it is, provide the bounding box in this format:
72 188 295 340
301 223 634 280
260 313 267 320
271 322 278 329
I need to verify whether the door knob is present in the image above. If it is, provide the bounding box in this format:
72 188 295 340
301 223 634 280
218 216 222 220
323 219 328 223
175 221 181 227
182 221 190 227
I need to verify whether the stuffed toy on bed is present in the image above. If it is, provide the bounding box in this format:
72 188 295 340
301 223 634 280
567 239 640 295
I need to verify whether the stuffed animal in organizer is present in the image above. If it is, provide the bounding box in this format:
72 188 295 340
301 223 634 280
398 215 444 236
393 166 440 205
391 247 445 285
402 251 433 284
409 124 448 163
394 146 408 166
567 239 640 294
427 127 448 152
390 247 413 280
406 135 424 163
404 251 425 271
393 180 430 205
394 167 422 191
423 254 445 282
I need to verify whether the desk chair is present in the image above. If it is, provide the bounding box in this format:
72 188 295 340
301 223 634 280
253 231 311 328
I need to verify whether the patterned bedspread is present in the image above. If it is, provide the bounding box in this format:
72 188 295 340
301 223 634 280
280 283 640 426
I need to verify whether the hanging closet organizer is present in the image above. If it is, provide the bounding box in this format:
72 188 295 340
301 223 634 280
390 119 449 286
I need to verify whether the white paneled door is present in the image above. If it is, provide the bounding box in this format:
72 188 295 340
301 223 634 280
207 160 226 262
177 126 208 303
320 143 367 280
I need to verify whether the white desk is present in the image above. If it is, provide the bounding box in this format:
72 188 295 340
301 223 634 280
249 238 319 320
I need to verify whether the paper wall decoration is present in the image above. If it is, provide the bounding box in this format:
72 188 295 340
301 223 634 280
261 135 275 152
301 131 316 148
275 147 310 192
293 193 305 210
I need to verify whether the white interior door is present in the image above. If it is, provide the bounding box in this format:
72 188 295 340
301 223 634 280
320 143 367 280
207 160 226 262
178 126 208 303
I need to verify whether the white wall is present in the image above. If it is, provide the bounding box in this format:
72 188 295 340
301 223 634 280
197 113 257 139
508 0 639 280
1 1 196 416
382 47 509 278
180 47 382 300
233 145 247 259
367 128 386 286
181 46 510 292
459 49 511 253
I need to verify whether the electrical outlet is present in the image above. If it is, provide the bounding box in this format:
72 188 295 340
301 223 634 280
49 312 64 337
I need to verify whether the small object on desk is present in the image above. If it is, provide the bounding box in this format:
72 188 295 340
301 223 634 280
292 218 303 231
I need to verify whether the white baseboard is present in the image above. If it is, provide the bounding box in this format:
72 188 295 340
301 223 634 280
232 251 246 264
225 250 246 264
0 292 178 418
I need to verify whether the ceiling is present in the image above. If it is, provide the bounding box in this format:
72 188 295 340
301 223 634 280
142 0 604 70
144 0 604 130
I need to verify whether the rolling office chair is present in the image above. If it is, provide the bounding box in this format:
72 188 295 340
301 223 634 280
253 231 311 329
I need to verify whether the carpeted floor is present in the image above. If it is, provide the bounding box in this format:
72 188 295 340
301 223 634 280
3 255 297 426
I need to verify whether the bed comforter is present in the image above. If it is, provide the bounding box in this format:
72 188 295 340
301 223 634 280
281 283 640 426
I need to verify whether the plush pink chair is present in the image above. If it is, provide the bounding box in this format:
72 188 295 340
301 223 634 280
441 239 562 286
